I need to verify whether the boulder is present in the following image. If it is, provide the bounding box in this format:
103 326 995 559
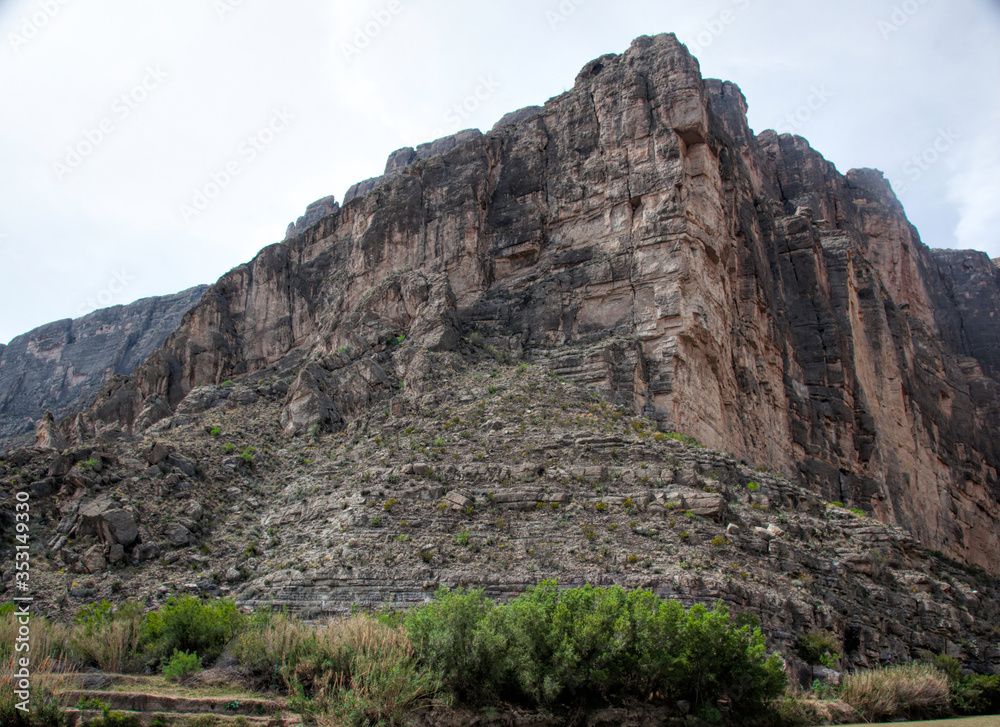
443 489 475 510
34 412 66 450
81 545 107 574
164 523 192 547
280 367 340 437
79 496 139 546
146 441 171 466
101 509 139 546
166 453 197 477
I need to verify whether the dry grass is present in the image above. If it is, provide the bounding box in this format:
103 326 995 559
0 610 71 663
0 655 77 726
235 613 443 726
840 662 949 722
70 612 145 672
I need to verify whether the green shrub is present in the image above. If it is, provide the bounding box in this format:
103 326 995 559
952 673 1000 715
406 582 785 716
796 630 840 667
142 596 243 666
404 588 494 703
163 650 203 680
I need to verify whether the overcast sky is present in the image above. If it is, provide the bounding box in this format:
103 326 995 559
1 0 998 344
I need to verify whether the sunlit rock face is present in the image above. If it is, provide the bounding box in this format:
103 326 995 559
81 34 1000 572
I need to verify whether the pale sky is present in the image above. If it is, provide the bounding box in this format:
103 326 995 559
2 0 998 344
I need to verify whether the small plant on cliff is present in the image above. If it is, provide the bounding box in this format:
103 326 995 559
796 630 841 668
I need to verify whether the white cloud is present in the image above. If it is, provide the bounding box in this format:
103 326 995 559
948 120 1000 255
1 0 998 343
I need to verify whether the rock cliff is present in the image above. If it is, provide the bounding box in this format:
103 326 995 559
70 34 1000 573
0 286 207 447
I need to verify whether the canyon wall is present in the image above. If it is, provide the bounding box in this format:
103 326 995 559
0 286 207 446
73 35 1000 571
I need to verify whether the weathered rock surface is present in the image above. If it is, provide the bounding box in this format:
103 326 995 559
2 355 998 676
0 286 208 448
66 34 1000 574
285 195 339 240
342 129 483 204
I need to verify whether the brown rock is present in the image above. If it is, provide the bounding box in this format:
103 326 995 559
74 33 1000 574
34 412 66 450
81 545 107 574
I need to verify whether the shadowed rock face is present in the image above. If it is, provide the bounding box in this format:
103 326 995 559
0 286 208 446
76 34 1000 572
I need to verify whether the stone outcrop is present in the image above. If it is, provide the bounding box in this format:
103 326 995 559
75 34 1000 573
285 196 340 239
0 286 208 448
342 129 483 204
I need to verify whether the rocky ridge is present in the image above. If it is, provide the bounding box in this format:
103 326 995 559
1 355 998 680
57 34 1000 574
0 286 208 448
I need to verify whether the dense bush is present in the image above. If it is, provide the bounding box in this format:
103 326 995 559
406 581 786 716
932 654 1000 715
235 612 442 726
162 650 203 680
403 587 495 702
953 673 1000 715
141 596 244 666
71 601 144 673
840 662 950 722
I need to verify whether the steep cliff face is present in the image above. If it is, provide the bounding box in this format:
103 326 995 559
0 286 208 446
77 35 1000 571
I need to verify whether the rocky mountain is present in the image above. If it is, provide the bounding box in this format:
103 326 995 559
61 34 1000 575
0 286 207 447
3 32 1000 677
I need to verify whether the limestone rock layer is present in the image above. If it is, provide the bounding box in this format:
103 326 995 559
78 34 1000 572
